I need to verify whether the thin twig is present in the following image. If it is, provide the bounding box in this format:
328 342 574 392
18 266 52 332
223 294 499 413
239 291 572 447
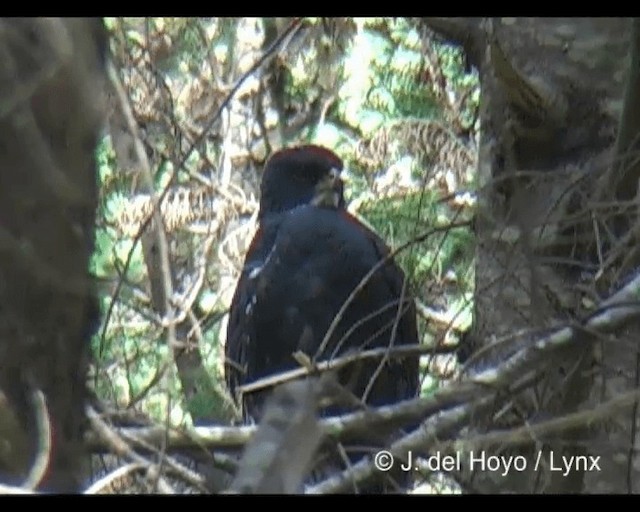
237 343 456 397
99 18 303 356
100 61 177 357
314 221 471 360
86 270 640 458
86 405 175 494
84 463 145 494
22 390 52 490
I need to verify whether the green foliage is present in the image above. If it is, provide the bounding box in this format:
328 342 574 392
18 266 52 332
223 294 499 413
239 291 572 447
92 17 480 430
91 137 146 282
437 43 476 90
360 190 474 292
96 135 122 196
366 22 439 120
162 18 210 73
337 18 440 138
436 43 480 128
91 135 173 421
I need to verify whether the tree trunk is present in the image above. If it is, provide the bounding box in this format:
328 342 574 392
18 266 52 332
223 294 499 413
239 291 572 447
0 18 107 492
426 17 638 493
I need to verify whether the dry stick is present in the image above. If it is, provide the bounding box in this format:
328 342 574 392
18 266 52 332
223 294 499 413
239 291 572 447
116 426 210 492
328 296 413 361
307 396 497 494
107 61 176 348
336 367 539 491
98 18 303 356
415 298 469 334
84 463 146 494
22 390 52 490
127 358 174 408
309 369 551 492
313 221 471 361
107 62 178 484
402 390 640 492
86 270 640 455
86 406 175 494
307 272 640 493
85 422 256 451
441 387 640 453
165 234 216 328
238 343 456 397
86 386 475 455
101 432 210 494
0 483 33 494
362 277 409 404
84 271 640 486
227 379 325 493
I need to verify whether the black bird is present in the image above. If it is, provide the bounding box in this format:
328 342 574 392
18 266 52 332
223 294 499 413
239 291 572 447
225 145 419 491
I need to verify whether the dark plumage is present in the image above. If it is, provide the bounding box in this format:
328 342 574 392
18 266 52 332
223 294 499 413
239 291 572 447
225 145 419 491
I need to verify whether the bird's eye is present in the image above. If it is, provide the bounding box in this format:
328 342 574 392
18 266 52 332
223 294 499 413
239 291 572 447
328 167 341 180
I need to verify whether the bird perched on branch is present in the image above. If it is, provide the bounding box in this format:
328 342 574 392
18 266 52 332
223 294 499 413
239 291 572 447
225 144 419 491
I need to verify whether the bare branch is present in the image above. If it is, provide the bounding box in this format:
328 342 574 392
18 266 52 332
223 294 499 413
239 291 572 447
237 343 456 398
226 379 325 494
83 270 640 491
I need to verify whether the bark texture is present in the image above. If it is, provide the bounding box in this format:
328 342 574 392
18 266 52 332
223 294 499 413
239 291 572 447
0 18 107 491
426 17 637 493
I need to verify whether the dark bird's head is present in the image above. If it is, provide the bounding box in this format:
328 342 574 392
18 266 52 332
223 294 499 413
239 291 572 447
259 145 345 219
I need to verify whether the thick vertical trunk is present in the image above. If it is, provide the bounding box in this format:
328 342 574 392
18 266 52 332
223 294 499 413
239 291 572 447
426 17 636 493
0 19 107 491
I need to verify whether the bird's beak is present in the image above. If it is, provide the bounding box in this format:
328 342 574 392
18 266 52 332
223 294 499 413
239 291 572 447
312 167 344 208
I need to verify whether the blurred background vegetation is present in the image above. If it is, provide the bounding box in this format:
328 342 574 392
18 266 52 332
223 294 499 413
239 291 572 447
90 17 479 456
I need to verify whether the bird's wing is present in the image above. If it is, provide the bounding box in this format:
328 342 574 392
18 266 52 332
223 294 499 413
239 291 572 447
226 206 419 420
337 210 419 338
224 216 281 407
336 210 420 402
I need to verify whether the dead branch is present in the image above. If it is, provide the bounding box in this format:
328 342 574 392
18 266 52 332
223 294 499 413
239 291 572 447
226 379 325 494
82 268 640 492
236 343 457 398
